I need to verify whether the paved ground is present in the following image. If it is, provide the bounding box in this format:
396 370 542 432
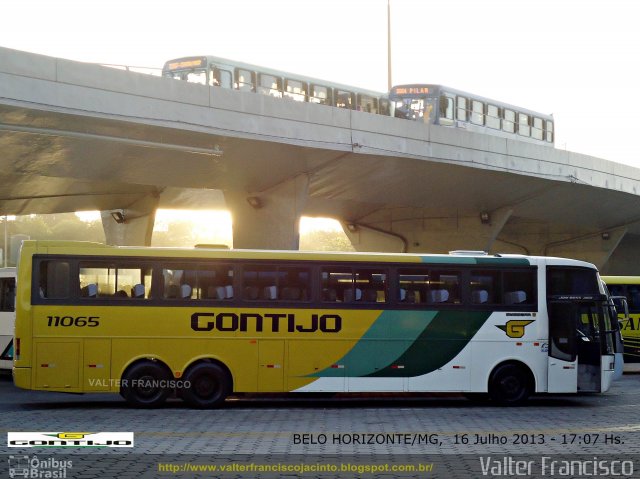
1 372 639 478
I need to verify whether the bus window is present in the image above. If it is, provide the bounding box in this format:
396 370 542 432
439 95 454 126
486 104 501 130
471 100 484 125
503 109 515 133
40 260 70 299
469 271 499 304
309 84 332 105
517 113 531 137
321 267 352 302
428 270 461 304
186 70 207 85
79 262 152 299
532 117 544 140
335 90 355 109
545 120 554 143
257 73 282 97
212 68 233 88
284 79 307 101
355 269 387 302
547 267 600 296
357 94 378 113
456 96 468 121
398 269 429 304
379 98 390 116
162 266 197 299
502 270 536 305
235 68 255 91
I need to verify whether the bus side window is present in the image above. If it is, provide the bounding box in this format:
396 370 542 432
40 260 70 299
456 96 467 121
212 68 233 88
357 94 378 114
235 68 255 91
335 90 355 109
309 84 332 105
439 95 454 126
284 79 307 102
471 100 484 125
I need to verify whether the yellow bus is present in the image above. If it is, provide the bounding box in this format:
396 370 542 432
13 241 618 407
601 276 640 371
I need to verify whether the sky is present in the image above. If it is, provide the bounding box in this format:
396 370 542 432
2 0 639 167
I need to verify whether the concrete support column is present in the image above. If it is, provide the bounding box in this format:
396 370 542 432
101 194 159 246
544 227 628 270
225 174 309 250
341 222 407 252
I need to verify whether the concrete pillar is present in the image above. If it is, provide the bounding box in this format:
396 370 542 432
341 222 407 252
224 174 309 249
544 227 627 269
101 194 159 246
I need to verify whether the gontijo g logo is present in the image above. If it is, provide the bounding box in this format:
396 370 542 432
497 320 535 338
8 432 134 447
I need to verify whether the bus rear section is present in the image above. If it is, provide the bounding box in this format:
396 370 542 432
0 267 16 370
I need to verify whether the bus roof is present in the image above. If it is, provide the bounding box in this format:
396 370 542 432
21 240 597 269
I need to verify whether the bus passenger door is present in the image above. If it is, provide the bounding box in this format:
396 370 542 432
547 301 578 392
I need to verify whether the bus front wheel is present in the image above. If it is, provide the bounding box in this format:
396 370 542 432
488 364 532 406
182 363 230 409
121 361 172 408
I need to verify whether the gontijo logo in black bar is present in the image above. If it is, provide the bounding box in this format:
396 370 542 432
8 432 134 447
191 312 342 333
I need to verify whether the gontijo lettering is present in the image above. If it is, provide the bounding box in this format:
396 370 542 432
191 312 342 333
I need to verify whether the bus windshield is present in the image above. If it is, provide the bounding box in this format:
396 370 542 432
164 68 208 84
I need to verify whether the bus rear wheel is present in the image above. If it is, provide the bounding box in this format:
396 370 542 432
182 363 230 409
488 364 532 406
121 361 172 408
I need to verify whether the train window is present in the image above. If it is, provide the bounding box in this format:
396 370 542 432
336 90 355 109
284 79 307 101
503 109 515 133
257 73 282 97
518 113 530 137
212 68 232 88
545 120 554 142
309 84 332 105
357 94 378 113
235 68 254 91
532 117 544 140
456 96 468 121
471 100 484 125
439 95 454 125
486 104 500 129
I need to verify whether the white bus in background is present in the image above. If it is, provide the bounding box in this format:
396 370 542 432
0 267 16 370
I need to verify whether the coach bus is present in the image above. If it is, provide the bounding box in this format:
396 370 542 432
0 267 16 370
13 241 616 408
601 276 640 371
389 84 554 146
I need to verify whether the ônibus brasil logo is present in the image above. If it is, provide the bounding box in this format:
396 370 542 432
8 432 134 448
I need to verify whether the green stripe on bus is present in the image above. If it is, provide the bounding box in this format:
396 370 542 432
367 310 491 377
309 310 438 377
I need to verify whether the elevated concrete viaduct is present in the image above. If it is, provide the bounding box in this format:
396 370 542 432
1 46 640 273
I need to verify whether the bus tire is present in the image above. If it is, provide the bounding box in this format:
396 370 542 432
181 363 230 409
488 363 532 406
121 361 172 408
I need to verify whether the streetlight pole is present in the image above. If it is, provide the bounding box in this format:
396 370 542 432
387 0 392 91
